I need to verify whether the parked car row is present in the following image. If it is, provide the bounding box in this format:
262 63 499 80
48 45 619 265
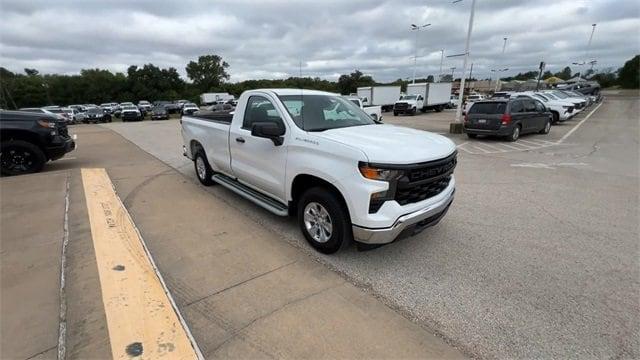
463 89 600 141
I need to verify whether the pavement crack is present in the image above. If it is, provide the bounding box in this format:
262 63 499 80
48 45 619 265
25 345 57 360
122 168 175 206
184 260 298 308
209 283 342 356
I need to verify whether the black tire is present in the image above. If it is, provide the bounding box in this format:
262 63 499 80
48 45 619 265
393 111 398 116
467 133 477 139
550 111 559 124
297 187 351 254
539 118 551 134
194 149 214 186
410 107 417 116
506 125 521 142
1 140 47 176
434 105 443 112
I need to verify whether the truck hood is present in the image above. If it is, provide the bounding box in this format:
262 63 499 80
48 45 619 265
314 124 456 164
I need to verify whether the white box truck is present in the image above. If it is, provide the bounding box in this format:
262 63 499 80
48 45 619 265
393 82 452 115
357 86 401 112
200 93 235 105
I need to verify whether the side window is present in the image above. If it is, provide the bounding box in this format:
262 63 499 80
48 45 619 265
510 100 524 113
242 96 284 131
524 100 537 112
534 101 545 112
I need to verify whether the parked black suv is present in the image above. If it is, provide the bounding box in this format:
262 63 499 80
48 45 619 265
464 99 552 141
84 107 112 123
0 110 76 175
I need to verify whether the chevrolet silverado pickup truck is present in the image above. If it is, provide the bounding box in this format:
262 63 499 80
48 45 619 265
181 89 457 254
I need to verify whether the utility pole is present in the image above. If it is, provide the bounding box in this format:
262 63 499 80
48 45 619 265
467 62 474 93
452 0 476 132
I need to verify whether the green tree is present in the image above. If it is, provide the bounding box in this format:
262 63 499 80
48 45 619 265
554 66 572 80
589 68 618 88
185 55 230 92
617 55 639 89
337 70 375 95
542 70 553 79
426 75 434 82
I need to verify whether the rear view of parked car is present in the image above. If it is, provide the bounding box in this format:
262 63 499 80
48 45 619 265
1 110 75 175
464 98 552 141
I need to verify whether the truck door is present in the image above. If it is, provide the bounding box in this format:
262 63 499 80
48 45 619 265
229 94 288 202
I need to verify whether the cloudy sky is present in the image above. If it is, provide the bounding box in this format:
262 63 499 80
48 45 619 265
1 0 638 82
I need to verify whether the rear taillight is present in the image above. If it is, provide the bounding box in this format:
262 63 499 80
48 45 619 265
501 113 512 125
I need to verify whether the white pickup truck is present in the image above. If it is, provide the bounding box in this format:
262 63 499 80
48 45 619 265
344 96 383 121
181 89 457 253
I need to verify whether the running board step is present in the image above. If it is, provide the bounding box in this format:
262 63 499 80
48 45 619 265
211 174 289 216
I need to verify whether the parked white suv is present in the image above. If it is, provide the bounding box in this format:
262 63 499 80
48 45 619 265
181 89 457 253
516 92 576 123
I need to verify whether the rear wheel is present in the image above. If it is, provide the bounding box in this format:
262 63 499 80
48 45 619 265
194 150 214 186
539 118 551 134
506 125 521 142
434 105 443 112
467 133 477 139
297 187 351 254
1 140 47 176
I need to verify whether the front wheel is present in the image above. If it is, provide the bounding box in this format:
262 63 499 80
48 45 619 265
194 150 214 186
297 187 351 254
393 111 398 116
1 140 47 176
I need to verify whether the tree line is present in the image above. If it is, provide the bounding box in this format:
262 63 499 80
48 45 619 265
1 54 637 109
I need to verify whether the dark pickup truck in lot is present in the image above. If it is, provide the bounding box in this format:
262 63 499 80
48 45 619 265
0 110 75 175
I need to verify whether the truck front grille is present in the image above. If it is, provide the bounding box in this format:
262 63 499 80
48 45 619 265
394 152 457 205
394 103 408 110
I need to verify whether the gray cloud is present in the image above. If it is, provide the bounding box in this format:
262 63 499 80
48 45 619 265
1 0 638 82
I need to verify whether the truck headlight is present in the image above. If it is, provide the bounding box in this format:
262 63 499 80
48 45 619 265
359 163 403 213
359 164 401 181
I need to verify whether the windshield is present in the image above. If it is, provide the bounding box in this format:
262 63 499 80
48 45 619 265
48 109 63 113
279 94 375 132
551 91 568 99
469 102 507 114
401 95 417 100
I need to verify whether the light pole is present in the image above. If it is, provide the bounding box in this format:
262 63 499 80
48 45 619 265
452 0 477 132
493 37 508 91
410 23 431 84
573 23 597 78
439 49 445 82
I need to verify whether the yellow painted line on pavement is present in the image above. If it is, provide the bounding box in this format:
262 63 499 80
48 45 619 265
81 168 201 359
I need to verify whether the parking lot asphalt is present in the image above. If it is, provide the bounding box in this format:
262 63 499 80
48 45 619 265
103 90 640 359
1 127 462 358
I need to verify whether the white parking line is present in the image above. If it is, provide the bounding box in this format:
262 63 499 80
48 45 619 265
500 143 526 150
477 143 504 152
560 102 602 143
471 145 492 153
519 139 547 146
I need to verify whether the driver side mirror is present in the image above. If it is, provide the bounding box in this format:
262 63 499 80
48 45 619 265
251 122 285 146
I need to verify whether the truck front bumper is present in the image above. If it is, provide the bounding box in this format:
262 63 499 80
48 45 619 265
351 186 455 245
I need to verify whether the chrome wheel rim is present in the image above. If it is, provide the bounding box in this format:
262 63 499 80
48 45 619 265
303 202 333 243
196 156 207 179
545 121 551 133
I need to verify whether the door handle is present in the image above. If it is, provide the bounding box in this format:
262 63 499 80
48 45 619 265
235 137 245 143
